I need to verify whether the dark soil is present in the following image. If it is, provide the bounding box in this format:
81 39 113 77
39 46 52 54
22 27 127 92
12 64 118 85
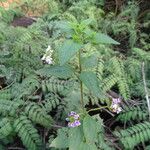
11 16 36 27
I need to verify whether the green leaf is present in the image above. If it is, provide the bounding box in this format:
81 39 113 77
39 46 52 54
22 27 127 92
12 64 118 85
79 142 97 150
58 40 83 65
94 33 120 45
50 128 69 148
79 71 101 98
81 54 98 69
56 21 73 33
83 115 98 143
69 126 84 150
36 65 74 78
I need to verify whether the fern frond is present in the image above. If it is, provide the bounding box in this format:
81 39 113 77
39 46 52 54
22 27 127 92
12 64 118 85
0 118 13 140
114 121 150 149
95 58 104 81
126 58 141 81
42 93 61 112
133 48 150 61
42 76 74 95
11 75 40 99
110 57 124 76
110 57 130 99
0 99 23 116
25 102 53 128
14 115 43 150
117 106 148 123
118 76 130 100
102 74 118 92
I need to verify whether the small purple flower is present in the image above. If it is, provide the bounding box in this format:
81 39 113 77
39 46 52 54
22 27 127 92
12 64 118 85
73 114 80 120
74 120 81 126
68 111 77 116
112 98 121 104
110 98 122 114
66 111 81 128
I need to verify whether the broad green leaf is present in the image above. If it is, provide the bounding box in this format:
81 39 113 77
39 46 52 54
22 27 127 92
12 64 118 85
69 126 84 150
36 65 74 78
94 33 120 45
83 115 98 143
50 128 69 148
81 54 98 69
79 71 101 98
78 142 97 150
58 40 83 65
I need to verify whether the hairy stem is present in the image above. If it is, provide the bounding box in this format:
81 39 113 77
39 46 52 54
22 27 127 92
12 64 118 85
79 49 84 109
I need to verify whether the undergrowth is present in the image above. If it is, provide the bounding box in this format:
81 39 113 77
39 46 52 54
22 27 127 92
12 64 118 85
0 0 150 149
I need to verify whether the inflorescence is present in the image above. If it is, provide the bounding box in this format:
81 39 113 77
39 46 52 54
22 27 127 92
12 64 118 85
66 111 81 128
110 98 122 114
41 45 53 64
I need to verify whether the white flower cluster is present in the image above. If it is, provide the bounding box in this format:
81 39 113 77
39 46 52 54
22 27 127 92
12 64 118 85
110 98 122 114
41 45 53 64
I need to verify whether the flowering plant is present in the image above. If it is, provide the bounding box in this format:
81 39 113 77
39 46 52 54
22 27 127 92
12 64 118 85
110 98 122 114
49 19 120 149
41 45 53 64
66 111 81 127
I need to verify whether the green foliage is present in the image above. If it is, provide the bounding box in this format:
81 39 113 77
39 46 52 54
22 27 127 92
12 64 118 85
36 64 74 78
0 6 19 23
100 1 139 49
102 57 130 100
114 121 150 149
14 115 43 150
133 48 150 61
117 106 148 123
0 99 23 116
0 0 149 149
58 40 83 65
41 93 61 112
25 102 54 127
102 74 118 92
94 33 119 45
50 114 113 150
79 71 101 98
42 76 75 95
0 118 13 140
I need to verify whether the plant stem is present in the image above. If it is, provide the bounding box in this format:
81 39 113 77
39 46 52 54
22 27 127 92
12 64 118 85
78 49 84 109
87 106 109 113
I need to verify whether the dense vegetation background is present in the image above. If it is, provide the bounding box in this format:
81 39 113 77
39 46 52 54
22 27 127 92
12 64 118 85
0 0 150 149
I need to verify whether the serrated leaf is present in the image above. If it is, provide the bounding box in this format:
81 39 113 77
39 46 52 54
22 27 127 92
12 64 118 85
36 65 74 78
58 40 83 65
94 33 120 45
83 115 98 143
79 71 101 98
